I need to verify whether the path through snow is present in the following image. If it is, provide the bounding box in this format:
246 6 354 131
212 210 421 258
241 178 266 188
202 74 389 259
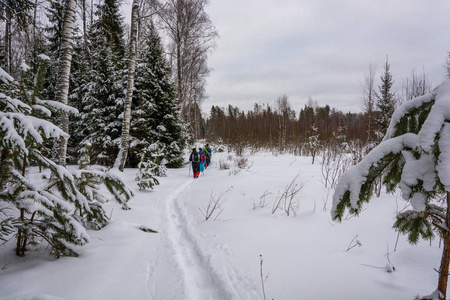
146 172 255 300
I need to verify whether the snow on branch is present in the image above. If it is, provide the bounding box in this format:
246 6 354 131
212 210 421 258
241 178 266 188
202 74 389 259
332 79 450 222
36 98 79 115
331 133 418 221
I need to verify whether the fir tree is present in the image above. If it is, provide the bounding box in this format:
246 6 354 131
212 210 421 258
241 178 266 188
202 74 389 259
131 22 185 168
0 57 89 257
76 0 127 166
332 79 450 300
0 57 133 257
69 33 92 164
78 142 91 169
149 141 167 177
135 152 160 191
376 56 397 136
43 0 65 102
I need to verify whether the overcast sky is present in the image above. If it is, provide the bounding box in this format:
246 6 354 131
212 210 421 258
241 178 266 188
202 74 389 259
123 0 450 115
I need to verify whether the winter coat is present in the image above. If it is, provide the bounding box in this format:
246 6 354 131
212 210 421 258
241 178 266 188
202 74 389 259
198 150 207 162
189 150 201 169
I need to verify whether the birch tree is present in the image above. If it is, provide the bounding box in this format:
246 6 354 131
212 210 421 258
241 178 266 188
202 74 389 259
157 0 218 138
115 0 139 171
56 0 77 166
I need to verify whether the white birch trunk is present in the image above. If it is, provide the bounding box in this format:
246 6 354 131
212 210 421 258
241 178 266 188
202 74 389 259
115 0 139 171
57 0 77 166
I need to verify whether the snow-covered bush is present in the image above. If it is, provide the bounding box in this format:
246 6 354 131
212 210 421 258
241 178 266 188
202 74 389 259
135 142 168 190
218 154 251 175
135 154 160 190
149 141 167 177
213 142 226 153
78 142 91 169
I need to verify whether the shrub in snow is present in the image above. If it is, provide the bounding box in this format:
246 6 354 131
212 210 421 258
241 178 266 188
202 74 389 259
148 141 167 177
271 173 304 216
214 142 226 153
320 148 352 189
135 143 167 191
346 235 362 251
199 187 232 221
331 79 450 300
253 191 271 210
135 155 160 191
219 154 251 175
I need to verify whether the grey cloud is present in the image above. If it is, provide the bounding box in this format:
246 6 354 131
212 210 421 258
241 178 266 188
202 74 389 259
201 0 450 115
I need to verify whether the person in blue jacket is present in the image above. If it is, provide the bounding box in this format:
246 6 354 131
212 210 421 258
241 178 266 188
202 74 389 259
198 147 207 173
205 144 212 166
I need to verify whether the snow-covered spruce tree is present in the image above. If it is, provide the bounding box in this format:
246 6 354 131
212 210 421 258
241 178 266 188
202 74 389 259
135 152 159 191
376 56 397 136
331 79 450 300
78 142 91 169
68 32 92 164
76 0 126 166
130 21 185 168
308 125 320 164
0 58 133 257
74 161 134 229
0 57 89 257
42 0 65 103
75 142 109 229
76 141 135 229
149 141 167 177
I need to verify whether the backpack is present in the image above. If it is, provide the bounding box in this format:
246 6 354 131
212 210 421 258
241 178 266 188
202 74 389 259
201 153 206 161
192 153 200 163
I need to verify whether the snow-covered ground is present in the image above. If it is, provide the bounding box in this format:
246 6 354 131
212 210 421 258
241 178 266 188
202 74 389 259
0 151 444 299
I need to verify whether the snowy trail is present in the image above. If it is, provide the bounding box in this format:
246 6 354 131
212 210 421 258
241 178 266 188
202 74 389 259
146 172 255 300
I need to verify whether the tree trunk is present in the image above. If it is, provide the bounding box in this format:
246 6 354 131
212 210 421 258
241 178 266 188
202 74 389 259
5 6 11 74
436 192 450 299
176 0 183 108
115 0 139 171
81 0 88 55
56 0 77 166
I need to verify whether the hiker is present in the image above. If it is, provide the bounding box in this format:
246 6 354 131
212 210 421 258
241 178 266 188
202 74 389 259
202 145 210 168
198 147 207 173
205 144 212 166
189 148 201 178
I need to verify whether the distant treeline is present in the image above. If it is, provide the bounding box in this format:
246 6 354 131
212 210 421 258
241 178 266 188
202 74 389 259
201 96 381 155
